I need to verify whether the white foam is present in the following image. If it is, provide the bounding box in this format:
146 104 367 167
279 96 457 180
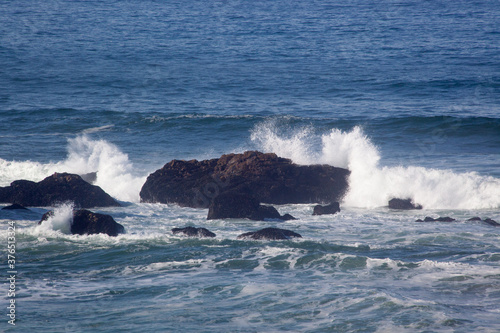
0 135 146 203
33 202 74 235
251 121 500 209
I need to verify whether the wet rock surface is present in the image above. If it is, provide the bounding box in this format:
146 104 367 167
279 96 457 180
140 151 349 208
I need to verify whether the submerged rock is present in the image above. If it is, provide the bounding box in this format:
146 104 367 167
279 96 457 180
483 218 500 226
0 173 120 208
312 202 340 215
39 209 125 236
207 192 295 221
416 216 456 222
388 198 422 210
237 227 302 240
171 226 216 238
140 151 349 208
2 203 29 210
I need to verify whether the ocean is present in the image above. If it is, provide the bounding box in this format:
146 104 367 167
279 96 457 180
1 0 499 332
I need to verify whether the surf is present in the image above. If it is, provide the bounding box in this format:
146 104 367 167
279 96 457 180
251 119 500 209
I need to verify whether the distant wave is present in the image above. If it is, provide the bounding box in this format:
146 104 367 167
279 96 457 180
251 119 500 209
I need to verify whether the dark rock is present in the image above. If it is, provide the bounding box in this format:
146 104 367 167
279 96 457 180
418 216 456 222
281 213 297 221
2 203 29 210
140 151 350 208
466 217 499 226
38 209 125 236
207 192 294 221
71 210 125 236
39 211 55 224
0 173 120 208
388 198 422 210
313 202 340 215
171 226 216 238
483 218 499 227
237 227 302 240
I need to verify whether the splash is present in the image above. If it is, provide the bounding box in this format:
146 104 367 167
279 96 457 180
0 135 146 203
251 121 500 209
34 202 74 234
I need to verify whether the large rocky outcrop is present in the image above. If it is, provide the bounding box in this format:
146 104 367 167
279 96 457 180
0 173 120 208
140 151 349 208
39 209 125 236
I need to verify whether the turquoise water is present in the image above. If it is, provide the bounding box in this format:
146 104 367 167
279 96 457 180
1 0 499 332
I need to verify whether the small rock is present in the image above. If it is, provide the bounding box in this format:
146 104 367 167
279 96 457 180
2 203 29 210
418 216 456 222
313 202 340 215
39 209 125 236
237 227 302 240
172 226 216 238
389 198 422 210
483 218 499 227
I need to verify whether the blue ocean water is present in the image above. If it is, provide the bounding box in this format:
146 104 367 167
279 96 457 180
1 0 499 332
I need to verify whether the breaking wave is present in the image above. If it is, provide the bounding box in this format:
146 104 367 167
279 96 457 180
251 120 500 209
0 135 146 203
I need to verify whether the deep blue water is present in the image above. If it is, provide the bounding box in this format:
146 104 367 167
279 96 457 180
1 0 499 332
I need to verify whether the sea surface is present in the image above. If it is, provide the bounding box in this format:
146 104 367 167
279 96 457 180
1 0 500 332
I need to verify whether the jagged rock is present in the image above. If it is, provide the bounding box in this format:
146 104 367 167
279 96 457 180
39 209 125 236
0 173 120 208
207 192 295 221
313 202 340 215
2 203 29 210
140 151 349 208
388 198 422 210
237 227 302 240
171 226 216 238
416 216 456 222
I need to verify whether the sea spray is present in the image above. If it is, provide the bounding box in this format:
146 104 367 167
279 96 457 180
34 202 74 235
59 135 146 203
0 135 146 203
251 121 500 209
